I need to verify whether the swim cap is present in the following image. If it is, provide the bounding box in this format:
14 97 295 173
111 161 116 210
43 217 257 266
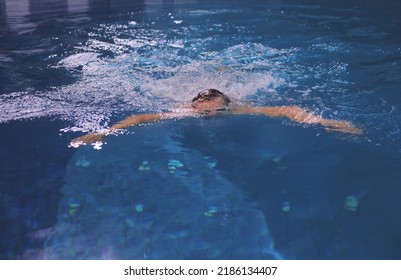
191 89 231 106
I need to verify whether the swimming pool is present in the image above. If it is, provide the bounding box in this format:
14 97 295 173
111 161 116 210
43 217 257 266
1 0 401 259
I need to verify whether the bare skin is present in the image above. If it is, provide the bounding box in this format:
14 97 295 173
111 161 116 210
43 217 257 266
71 97 362 147
232 105 362 134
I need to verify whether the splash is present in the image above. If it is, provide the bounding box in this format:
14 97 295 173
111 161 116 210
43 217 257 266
1 16 393 144
0 36 287 133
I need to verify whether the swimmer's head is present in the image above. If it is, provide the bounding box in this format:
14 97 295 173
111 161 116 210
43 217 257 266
191 89 231 112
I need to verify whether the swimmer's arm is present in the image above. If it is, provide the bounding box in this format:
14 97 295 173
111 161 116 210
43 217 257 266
70 112 179 145
110 113 166 130
233 105 362 135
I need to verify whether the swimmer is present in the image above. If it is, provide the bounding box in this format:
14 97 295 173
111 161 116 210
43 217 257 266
71 89 362 146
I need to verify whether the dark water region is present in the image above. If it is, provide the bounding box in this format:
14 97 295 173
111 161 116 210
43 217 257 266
0 118 73 259
1 0 400 94
0 0 401 259
179 116 401 259
0 0 146 94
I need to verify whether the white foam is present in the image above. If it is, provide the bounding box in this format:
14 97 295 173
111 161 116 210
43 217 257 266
1 19 355 135
0 38 287 133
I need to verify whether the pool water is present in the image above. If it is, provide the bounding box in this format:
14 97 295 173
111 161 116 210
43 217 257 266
1 0 401 259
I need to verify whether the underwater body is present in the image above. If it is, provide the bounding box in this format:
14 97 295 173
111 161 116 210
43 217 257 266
1 0 401 259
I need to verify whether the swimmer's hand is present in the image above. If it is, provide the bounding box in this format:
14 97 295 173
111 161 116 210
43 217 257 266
320 120 363 135
69 113 169 148
70 133 106 147
234 106 363 135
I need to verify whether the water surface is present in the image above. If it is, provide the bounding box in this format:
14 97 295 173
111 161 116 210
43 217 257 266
1 0 401 259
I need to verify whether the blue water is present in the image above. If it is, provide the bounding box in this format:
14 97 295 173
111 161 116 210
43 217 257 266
1 0 401 259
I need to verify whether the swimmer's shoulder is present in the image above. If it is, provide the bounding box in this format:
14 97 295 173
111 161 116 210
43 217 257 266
230 102 255 114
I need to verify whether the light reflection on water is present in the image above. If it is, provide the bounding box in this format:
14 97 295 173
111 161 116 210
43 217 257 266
1 0 401 260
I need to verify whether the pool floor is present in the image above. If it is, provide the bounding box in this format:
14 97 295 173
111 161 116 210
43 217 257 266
1 0 401 260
